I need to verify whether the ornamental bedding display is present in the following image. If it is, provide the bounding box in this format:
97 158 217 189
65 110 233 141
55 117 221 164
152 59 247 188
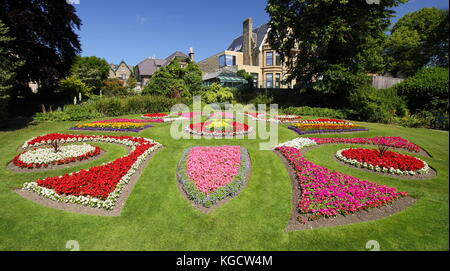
19 133 162 210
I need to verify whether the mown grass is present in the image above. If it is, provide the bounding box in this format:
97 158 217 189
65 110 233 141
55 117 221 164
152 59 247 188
0 115 448 251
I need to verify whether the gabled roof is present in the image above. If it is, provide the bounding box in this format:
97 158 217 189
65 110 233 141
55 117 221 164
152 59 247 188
136 51 189 76
136 58 166 76
110 60 133 73
227 23 269 52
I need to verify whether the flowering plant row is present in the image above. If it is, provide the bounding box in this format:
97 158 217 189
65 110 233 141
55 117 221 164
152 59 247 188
276 146 407 220
71 121 153 132
12 144 101 169
177 146 250 207
93 118 154 123
141 113 189 122
185 120 252 137
141 113 169 119
289 122 368 135
21 133 162 210
242 112 302 123
336 148 429 175
309 136 422 153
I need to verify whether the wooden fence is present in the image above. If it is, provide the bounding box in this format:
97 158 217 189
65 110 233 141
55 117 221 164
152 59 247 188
371 75 404 89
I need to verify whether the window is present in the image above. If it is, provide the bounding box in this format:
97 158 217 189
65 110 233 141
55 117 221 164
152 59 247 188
251 73 259 88
275 73 281 88
266 73 273 88
219 54 236 68
266 52 273 66
275 53 281 66
120 74 128 80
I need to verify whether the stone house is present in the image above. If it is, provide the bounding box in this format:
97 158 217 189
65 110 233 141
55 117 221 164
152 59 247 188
198 18 295 88
108 60 134 83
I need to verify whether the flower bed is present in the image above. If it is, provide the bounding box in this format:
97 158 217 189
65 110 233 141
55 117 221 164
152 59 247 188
141 113 169 119
336 148 429 175
177 146 250 207
310 136 422 153
243 112 302 123
12 144 101 169
289 122 368 135
275 146 407 220
209 112 235 119
21 133 162 210
71 120 153 132
184 120 252 137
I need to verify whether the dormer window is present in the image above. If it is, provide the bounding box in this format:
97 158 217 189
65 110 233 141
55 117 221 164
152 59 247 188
219 54 236 68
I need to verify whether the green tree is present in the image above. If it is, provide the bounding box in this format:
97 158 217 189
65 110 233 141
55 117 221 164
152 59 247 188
202 83 234 104
385 8 449 75
70 56 110 92
101 78 129 97
57 76 93 103
143 59 202 98
266 0 406 106
0 20 23 96
0 0 81 96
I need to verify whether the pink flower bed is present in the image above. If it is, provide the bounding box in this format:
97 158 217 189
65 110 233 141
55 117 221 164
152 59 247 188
186 146 241 194
276 146 407 220
310 136 421 153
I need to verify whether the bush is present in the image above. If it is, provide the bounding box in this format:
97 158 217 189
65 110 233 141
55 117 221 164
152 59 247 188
202 83 235 104
101 78 129 97
92 97 125 116
394 67 449 114
248 94 274 106
283 106 354 119
349 85 408 123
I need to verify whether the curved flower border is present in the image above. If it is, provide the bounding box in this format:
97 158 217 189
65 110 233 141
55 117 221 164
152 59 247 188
12 144 101 169
21 133 162 210
335 148 429 176
288 126 369 135
177 146 251 208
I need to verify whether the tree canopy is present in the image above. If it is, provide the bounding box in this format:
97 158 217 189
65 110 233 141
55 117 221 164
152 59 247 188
266 0 406 105
70 56 111 92
0 20 23 96
0 0 81 96
385 7 449 75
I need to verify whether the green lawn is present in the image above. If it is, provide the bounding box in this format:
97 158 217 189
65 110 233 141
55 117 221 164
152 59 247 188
0 116 448 251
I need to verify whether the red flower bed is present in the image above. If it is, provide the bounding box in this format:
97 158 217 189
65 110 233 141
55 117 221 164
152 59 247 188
36 143 153 199
22 134 160 202
142 113 168 118
341 148 425 171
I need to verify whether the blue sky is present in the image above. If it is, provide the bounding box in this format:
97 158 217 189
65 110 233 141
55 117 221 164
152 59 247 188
74 0 449 66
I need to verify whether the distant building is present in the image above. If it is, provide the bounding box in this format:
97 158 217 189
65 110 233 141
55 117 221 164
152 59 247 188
108 60 134 82
198 18 295 88
135 50 193 87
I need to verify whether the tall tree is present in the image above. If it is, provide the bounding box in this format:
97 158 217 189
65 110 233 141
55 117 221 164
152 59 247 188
70 56 110 92
0 20 22 96
266 0 406 105
385 7 449 75
0 0 81 96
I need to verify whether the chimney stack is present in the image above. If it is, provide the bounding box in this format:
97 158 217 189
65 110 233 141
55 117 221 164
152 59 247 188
243 18 253 66
189 47 195 62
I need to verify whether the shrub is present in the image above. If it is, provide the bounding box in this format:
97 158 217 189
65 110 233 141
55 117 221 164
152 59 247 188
349 85 408 123
101 78 129 97
92 97 125 116
202 83 235 104
57 76 93 100
248 94 274 106
394 67 449 114
283 106 353 119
